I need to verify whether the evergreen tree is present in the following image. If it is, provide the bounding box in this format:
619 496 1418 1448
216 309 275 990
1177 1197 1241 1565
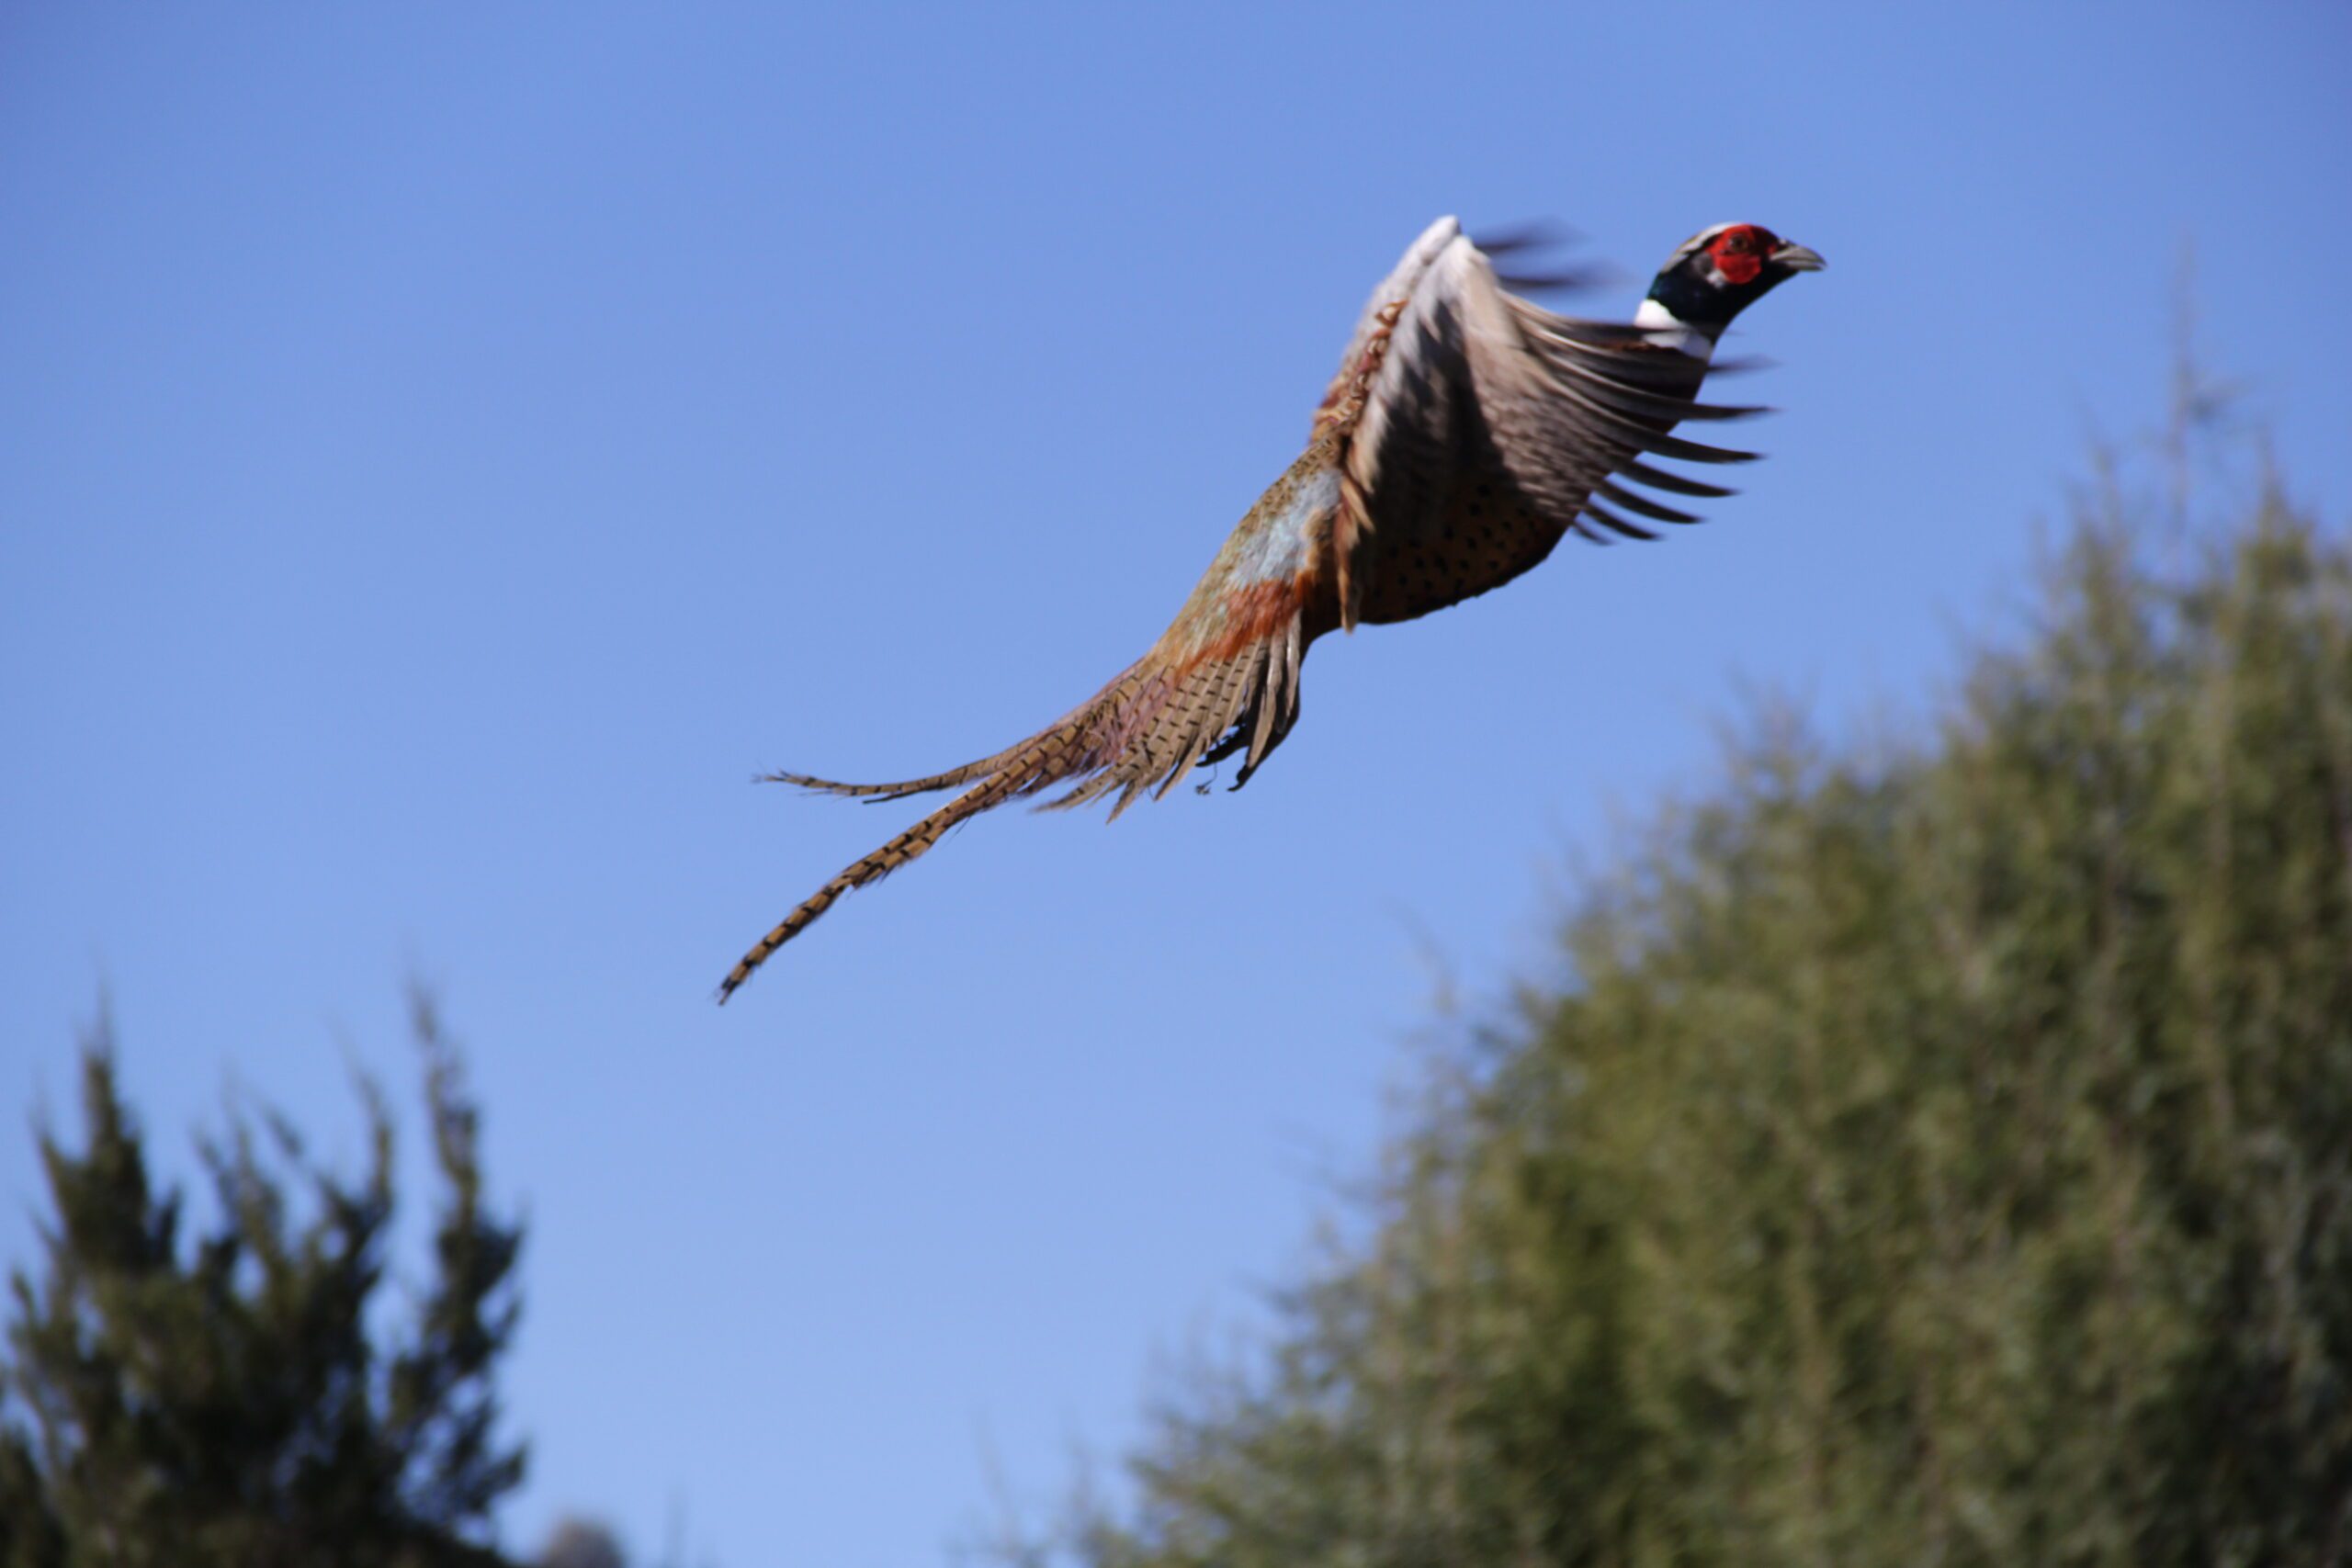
1052 467 2352 1565
537 1518 627 1568
0 991 526 1568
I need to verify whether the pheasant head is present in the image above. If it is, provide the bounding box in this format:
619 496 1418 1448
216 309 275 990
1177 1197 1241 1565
1635 222 1824 356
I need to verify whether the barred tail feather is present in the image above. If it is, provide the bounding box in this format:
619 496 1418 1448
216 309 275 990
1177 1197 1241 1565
763 748 1027 803
718 613 1310 1001
760 665 1160 805
719 668 1136 1001
715 776 1007 1002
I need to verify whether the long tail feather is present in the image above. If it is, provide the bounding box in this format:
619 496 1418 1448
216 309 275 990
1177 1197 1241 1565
720 611 1312 1000
719 668 1137 999
763 745 1027 803
715 780 989 1001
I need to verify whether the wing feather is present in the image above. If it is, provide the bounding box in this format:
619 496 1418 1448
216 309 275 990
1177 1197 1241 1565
1323 225 1776 626
1592 479 1702 525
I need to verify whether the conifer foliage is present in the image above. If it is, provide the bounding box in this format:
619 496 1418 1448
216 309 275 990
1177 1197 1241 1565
0 992 525 1568
1056 478 2352 1565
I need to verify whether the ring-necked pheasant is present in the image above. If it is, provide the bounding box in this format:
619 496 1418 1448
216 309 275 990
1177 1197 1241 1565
719 219 1823 1001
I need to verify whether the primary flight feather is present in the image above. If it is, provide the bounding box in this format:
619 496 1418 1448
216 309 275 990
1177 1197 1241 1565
718 217 1823 1001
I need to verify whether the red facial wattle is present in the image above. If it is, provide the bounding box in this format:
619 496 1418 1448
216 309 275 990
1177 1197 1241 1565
1709 227 1771 287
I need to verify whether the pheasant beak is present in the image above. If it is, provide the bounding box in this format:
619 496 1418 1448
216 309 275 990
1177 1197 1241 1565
1770 241 1826 273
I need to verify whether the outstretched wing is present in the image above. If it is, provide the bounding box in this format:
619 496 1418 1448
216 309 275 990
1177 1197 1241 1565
1326 218 1764 628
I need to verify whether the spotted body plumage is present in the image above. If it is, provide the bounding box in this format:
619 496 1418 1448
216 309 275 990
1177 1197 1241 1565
718 218 1822 1001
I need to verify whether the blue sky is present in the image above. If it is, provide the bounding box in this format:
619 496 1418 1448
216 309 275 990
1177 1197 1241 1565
4 3 2348 1563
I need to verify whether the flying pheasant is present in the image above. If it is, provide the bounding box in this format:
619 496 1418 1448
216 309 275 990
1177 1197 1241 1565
718 219 1823 1001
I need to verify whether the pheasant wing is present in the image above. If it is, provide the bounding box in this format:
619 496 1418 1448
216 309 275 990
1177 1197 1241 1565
1331 224 1765 627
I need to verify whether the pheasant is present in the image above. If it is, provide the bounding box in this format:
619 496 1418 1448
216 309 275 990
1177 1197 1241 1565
718 219 1823 1001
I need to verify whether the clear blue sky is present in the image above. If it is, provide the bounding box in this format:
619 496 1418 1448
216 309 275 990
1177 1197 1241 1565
5 3 2347 1562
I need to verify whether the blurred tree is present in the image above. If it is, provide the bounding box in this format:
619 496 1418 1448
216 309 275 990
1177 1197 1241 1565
1046 466 2352 1565
537 1517 627 1568
0 990 525 1568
